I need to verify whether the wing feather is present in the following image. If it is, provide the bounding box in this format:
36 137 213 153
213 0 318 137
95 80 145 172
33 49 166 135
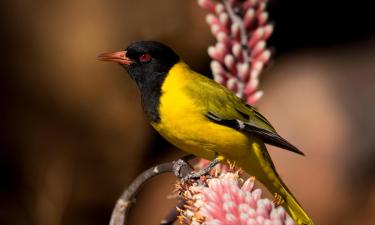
185 73 304 155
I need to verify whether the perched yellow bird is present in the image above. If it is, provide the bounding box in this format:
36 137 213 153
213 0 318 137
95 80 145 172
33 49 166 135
98 41 313 225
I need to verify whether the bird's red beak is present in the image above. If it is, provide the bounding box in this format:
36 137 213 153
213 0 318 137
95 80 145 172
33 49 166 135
97 50 133 65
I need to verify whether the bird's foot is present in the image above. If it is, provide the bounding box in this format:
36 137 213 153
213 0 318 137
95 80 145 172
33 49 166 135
182 157 221 181
182 168 210 181
172 155 195 179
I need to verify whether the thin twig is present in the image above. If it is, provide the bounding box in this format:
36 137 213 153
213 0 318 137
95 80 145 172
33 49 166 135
159 200 186 225
109 155 195 225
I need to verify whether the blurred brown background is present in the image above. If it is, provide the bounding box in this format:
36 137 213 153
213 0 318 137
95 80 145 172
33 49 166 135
1 0 374 225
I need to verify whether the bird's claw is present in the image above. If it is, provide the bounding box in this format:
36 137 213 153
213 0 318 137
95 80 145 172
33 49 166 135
172 159 193 179
182 170 209 182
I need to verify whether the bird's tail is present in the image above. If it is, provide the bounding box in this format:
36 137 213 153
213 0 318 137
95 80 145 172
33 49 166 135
240 141 314 225
267 173 314 225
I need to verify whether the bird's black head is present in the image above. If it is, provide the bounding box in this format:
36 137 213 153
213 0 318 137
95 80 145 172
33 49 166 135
98 41 180 122
98 41 179 85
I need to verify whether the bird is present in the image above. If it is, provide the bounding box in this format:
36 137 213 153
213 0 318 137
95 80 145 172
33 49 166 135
98 41 314 225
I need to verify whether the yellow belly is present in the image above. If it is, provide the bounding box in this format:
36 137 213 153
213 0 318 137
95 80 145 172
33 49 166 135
152 109 251 160
151 62 251 161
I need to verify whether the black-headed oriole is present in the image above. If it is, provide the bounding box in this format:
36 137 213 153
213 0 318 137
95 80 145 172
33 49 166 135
98 41 313 225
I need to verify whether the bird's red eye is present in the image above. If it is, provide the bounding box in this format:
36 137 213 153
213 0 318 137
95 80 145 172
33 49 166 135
139 54 151 63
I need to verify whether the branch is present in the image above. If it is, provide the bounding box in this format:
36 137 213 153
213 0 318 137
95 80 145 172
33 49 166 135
109 155 194 225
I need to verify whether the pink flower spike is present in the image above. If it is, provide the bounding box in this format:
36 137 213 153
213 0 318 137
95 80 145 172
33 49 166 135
198 0 217 13
199 0 274 105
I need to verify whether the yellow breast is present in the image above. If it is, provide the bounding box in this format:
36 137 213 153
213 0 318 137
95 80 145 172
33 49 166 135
152 62 251 160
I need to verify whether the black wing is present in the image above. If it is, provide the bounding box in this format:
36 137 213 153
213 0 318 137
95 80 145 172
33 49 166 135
206 112 305 155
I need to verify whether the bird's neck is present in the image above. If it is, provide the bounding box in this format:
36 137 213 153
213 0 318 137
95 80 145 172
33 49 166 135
136 61 192 123
134 71 165 123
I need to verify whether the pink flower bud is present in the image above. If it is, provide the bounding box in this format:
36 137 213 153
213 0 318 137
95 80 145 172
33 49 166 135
255 50 271 63
237 63 250 81
219 12 230 28
263 24 274 40
245 78 259 95
215 3 225 14
210 60 222 72
232 42 242 59
248 27 265 48
244 8 255 28
227 78 238 92
206 14 219 26
258 12 269 26
210 24 222 36
251 40 266 57
231 22 241 40
252 61 264 71
224 54 237 74
247 91 263 104
217 32 231 45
